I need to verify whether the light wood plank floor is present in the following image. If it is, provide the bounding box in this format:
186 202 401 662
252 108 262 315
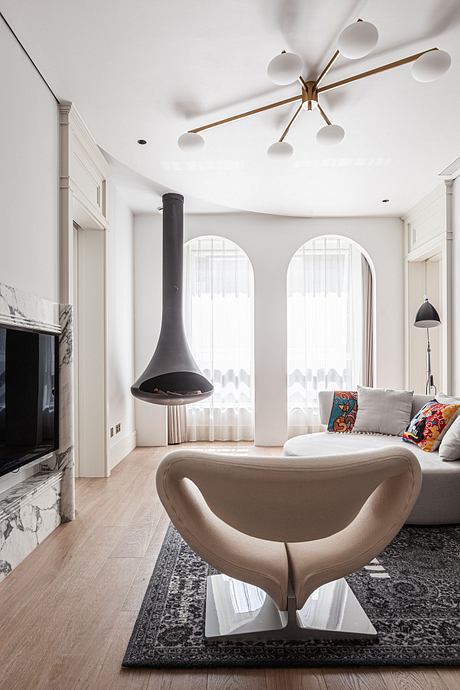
0 443 458 690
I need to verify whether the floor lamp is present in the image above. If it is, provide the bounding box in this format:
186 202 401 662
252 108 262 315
414 297 441 395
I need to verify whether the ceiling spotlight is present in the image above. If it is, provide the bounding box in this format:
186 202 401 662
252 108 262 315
316 124 345 145
267 51 303 85
267 141 294 159
382 199 390 203
177 131 205 151
157 206 163 214
338 20 378 60
411 49 451 82
137 139 147 145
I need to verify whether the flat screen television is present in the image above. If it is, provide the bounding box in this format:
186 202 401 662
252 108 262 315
0 325 59 478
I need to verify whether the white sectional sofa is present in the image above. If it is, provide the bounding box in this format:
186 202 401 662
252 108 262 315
284 391 460 525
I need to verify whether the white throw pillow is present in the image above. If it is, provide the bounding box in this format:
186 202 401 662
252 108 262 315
439 416 460 461
353 386 414 436
436 394 460 405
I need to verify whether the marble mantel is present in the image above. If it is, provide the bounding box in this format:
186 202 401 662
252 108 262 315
0 282 74 580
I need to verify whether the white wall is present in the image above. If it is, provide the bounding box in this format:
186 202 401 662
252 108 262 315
134 212 404 446
0 18 59 302
106 183 136 468
133 214 168 446
406 259 442 394
0 19 59 494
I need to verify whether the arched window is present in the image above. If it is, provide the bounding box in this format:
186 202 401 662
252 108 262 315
184 236 254 441
287 236 373 437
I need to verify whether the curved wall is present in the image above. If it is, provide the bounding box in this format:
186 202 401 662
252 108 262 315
134 212 403 446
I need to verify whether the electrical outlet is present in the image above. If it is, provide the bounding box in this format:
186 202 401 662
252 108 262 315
110 427 114 438
115 423 121 434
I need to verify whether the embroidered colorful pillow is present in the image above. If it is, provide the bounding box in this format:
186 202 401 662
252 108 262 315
402 400 460 452
328 391 358 433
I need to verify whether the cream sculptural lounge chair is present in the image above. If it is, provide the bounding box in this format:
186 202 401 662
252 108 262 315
156 447 421 641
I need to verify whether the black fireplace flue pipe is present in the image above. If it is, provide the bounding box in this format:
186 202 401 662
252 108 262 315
131 193 213 406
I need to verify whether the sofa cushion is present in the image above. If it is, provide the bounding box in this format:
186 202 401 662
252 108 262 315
318 390 430 428
283 431 460 524
436 394 460 405
327 391 358 432
439 417 460 461
353 386 413 436
319 391 335 425
412 393 432 417
403 400 460 452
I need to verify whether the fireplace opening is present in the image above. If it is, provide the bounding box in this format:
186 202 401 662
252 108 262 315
137 372 213 405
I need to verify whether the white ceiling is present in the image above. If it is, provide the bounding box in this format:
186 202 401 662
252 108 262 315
2 0 460 216
103 151 238 215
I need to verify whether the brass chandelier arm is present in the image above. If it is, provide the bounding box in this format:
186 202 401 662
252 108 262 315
318 47 439 93
279 103 303 142
317 104 332 126
186 44 441 138
189 93 303 134
316 49 340 87
298 75 308 89
316 18 364 86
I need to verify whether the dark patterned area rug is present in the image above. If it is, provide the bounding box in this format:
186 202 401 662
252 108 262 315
123 524 460 668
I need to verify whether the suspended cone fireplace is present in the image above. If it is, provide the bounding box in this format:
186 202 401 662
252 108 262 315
131 193 213 405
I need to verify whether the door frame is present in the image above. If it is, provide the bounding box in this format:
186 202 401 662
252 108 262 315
60 103 110 477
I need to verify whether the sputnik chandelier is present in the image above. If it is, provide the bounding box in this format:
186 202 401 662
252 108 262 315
177 19 451 158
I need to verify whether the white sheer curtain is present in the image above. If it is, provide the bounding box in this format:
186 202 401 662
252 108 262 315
287 236 363 437
184 236 254 441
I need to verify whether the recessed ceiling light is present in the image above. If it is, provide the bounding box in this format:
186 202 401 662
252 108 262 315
137 139 147 145
382 199 390 203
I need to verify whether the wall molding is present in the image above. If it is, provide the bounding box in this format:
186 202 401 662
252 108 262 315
59 102 109 304
59 103 109 478
109 430 137 470
403 182 453 394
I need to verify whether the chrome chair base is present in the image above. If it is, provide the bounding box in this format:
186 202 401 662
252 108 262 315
205 574 377 641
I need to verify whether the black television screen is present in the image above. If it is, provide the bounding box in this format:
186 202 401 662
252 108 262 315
0 325 59 477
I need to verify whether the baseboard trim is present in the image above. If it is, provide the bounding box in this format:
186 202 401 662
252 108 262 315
109 430 137 471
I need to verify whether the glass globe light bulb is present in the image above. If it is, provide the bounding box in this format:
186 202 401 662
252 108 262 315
411 49 451 82
267 141 294 159
267 52 303 85
338 21 378 60
316 124 345 145
177 132 205 152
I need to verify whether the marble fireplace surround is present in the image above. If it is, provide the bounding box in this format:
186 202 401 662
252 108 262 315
0 282 74 580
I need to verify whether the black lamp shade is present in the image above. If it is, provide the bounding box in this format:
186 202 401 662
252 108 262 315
414 299 441 329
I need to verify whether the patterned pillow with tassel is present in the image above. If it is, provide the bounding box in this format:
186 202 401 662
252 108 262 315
327 391 358 433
